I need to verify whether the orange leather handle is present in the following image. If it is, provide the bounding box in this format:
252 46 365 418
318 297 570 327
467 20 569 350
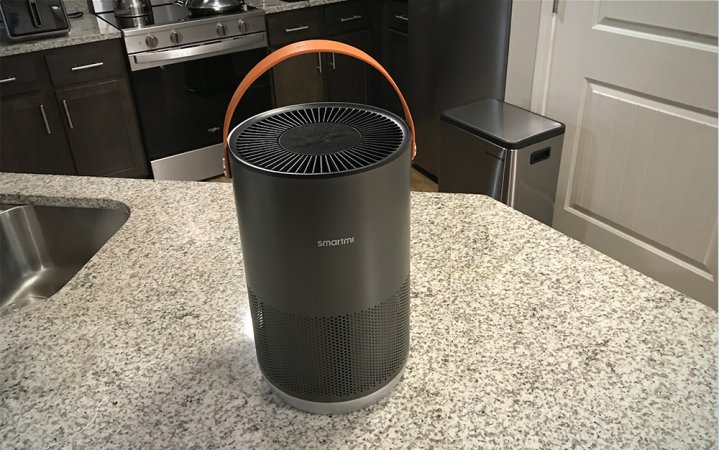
222 39 416 178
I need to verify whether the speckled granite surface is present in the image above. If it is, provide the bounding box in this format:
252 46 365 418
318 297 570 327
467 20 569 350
0 173 715 448
247 0 348 14
0 15 120 57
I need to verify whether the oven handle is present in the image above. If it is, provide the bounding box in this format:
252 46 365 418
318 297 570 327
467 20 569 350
130 32 267 71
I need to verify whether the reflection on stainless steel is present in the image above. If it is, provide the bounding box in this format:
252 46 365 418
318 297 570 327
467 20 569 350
117 14 154 28
149 143 224 181
40 105 52 135
408 0 512 177
62 99 74 129
176 0 248 16
112 0 153 19
242 308 254 341
0 204 129 315
131 33 266 69
71 62 105 72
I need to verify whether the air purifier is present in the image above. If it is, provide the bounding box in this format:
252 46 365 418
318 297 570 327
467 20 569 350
223 40 415 414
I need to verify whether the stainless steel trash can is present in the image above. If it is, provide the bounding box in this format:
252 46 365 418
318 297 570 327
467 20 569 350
438 99 565 226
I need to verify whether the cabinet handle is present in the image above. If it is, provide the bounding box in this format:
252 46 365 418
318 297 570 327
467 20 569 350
62 100 74 129
285 25 309 33
330 52 336 70
39 105 51 135
0 76 16 84
395 14 408 21
71 62 104 72
340 15 362 23
316 52 322 73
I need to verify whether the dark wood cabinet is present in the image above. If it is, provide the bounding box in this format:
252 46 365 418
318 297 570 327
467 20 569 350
382 29 408 116
57 79 147 177
0 94 75 175
267 1 379 108
0 40 149 178
0 53 42 99
272 51 325 107
378 0 409 117
326 29 372 103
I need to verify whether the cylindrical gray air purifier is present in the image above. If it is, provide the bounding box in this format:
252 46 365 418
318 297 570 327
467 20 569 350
227 101 411 414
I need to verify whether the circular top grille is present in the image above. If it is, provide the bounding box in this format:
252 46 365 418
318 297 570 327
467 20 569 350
229 103 408 177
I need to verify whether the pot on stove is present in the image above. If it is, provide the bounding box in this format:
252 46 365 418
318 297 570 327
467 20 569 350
175 0 247 16
112 0 152 19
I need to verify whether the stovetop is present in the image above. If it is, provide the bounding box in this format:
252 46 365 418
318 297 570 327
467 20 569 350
96 3 258 31
96 1 265 55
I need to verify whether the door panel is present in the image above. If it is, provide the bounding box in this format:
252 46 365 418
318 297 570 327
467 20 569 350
326 29 371 103
596 1 718 44
382 29 408 117
547 0 718 307
58 79 148 178
0 94 75 175
272 52 325 107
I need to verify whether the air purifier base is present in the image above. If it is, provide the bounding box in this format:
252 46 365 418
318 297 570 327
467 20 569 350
265 365 406 415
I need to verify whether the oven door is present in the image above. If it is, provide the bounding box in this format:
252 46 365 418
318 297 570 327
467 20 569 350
129 34 272 180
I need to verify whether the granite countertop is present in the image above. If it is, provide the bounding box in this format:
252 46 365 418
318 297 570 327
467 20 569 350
0 14 120 58
0 173 716 448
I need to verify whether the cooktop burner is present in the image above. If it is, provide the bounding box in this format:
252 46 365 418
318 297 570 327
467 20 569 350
97 3 257 30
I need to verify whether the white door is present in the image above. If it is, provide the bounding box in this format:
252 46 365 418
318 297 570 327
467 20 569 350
543 0 718 308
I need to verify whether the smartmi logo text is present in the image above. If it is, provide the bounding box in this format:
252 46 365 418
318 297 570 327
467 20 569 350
317 237 355 247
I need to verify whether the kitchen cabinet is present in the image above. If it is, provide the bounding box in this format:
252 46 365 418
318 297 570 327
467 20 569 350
272 52 325 106
326 29 372 103
382 29 407 116
57 79 147 177
267 1 379 107
0 40 149 178
0 94 75 175
378 0 408 117
266 6 324 107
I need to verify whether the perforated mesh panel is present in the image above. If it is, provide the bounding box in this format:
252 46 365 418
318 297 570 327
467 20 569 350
233 104 406 175
248 278 410 402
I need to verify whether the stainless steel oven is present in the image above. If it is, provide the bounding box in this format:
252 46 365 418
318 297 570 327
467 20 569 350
129 35 270 180
96 2 271 180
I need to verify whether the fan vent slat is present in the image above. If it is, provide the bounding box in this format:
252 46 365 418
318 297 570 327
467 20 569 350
232 104 406 176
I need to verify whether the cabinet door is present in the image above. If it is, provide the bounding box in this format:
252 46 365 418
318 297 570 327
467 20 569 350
326 29 372 104
57 79 149 178
272 51 325 107
267 7 323 47
0 53 43 99
0 94 76 175
382 29 408 116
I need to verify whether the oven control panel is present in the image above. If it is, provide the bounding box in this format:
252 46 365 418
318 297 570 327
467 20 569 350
123 11 265 55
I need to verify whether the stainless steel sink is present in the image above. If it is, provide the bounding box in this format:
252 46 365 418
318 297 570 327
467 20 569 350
0 203 129 315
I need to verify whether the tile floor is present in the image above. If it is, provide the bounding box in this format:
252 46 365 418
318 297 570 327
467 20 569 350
207 167 438 192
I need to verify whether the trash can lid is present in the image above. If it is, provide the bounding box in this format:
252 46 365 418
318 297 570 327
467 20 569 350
441 98 565 149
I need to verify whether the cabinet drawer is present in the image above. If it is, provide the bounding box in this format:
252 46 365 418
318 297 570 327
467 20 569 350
324 1 371 36
267 7 323 47
0 54 42 98
45 40 126 88
387 0 408 33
